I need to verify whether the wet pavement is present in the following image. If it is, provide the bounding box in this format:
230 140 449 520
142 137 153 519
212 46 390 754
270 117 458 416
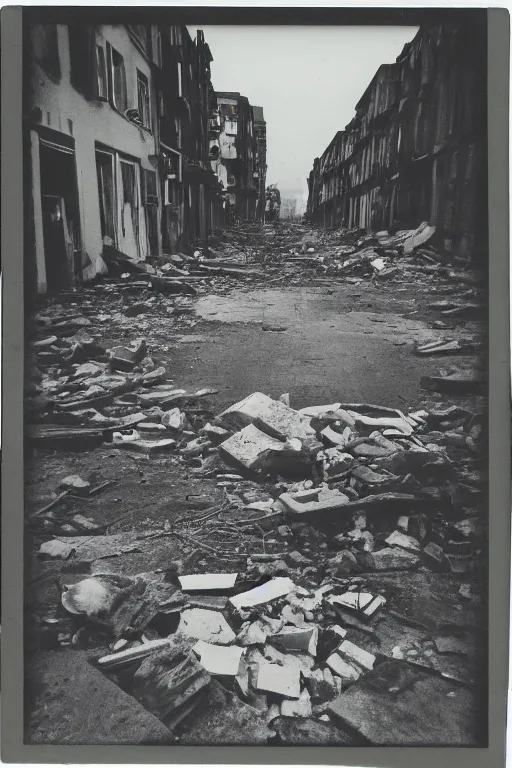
173 285 456 411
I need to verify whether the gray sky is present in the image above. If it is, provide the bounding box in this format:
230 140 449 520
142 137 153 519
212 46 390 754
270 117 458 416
188 25 418 210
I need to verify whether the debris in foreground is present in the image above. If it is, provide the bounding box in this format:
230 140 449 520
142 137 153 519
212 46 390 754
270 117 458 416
26 227 486 745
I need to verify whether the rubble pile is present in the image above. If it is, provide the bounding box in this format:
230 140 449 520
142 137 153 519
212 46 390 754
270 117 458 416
226 220 487 296
25 222 486 745
29 382 485 744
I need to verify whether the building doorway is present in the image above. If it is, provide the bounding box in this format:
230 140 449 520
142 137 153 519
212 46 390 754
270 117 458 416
96 149 116 242
95 147 147 261
118 158 140 260
39 139 81 293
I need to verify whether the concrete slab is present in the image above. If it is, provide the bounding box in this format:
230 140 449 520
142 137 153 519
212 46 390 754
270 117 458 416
217 391 315 442
256 661 301 698
279 487 351 518
179 608 236 645
219 423 288 473
26 650 175 744
327 658 479 745
192 641 245 676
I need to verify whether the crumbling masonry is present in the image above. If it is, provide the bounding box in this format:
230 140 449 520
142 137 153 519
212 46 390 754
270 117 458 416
306 22 487 261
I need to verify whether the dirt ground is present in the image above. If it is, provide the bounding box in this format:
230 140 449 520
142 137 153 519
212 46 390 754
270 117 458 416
24 222 488 746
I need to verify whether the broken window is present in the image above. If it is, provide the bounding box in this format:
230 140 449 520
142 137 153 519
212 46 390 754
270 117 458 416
137 70 151 129
95 150 116 241
33 24 61 81
107 43 128 113
120 161 136 236
225 120 238 136
116 156 142 260
142 169 159 255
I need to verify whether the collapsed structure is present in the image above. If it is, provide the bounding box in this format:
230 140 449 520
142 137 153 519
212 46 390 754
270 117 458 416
306 22 487 261
24 23 267 294
210 93 266 224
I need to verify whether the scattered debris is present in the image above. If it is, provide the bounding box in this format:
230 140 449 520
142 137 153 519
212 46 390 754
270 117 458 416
132 647 211 727
25 220 486 746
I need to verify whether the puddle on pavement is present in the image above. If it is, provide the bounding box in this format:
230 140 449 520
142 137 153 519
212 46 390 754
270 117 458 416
195 288 435 343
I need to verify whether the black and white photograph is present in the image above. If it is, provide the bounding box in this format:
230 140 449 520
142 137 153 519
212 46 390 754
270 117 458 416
20 7 492 750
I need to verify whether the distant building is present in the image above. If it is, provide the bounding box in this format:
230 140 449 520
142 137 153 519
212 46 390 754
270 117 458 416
306 21 487 260
158 26 224 253
252 106 267 221
265 184 281 222
280 190 306 220
210 91 259 222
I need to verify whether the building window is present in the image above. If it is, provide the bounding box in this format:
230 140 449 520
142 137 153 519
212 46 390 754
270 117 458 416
158 89 165 119
142 169 158 255
69 25 98 96
128 25 151 56
225 120 238 136
177 62 183 98
95 150 116 241
143 168 158 204
155 29 162 67
33 24 61 81
96 45 107 99
107 43 128 113
170 26 182 47
137 70 151 129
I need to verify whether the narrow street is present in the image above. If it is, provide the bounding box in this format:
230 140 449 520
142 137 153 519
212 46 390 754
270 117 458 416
25 221 487 746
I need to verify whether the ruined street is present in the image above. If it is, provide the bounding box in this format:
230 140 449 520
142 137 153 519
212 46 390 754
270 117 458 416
25 221 487 746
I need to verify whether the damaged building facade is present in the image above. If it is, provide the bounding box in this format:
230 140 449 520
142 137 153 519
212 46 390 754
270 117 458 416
157 26 225 255
210 92 266 223
306 22 487 260
253 106 268 221
24 23 265 294
24 23 163 294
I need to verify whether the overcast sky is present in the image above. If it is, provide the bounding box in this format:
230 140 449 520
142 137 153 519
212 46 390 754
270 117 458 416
188 25 418 210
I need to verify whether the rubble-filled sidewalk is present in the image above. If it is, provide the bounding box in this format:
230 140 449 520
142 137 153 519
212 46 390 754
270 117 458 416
25 222 487 747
